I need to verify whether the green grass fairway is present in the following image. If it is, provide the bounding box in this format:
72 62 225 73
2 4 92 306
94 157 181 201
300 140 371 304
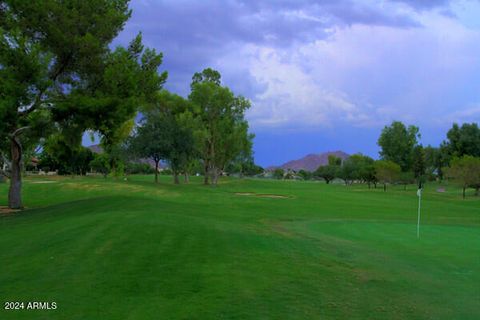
1 176 479 319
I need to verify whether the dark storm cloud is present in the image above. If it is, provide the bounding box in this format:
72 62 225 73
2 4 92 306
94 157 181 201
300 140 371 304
125 0 420 48
115 0 425 96
110 0 480 165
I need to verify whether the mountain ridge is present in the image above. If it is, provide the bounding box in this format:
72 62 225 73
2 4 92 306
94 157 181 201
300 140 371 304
267 151 350 172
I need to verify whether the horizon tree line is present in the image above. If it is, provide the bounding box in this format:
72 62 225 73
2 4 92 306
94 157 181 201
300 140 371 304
1 1 479 208
271 121 480 198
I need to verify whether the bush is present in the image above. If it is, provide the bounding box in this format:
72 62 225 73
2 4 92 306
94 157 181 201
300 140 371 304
89 154 110 178
161 168 173 175
272 168 285 179
111 161 125 178
125 163 155 175
298 169 312 180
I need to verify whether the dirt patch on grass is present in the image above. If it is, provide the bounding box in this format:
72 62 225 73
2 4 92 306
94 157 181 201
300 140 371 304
269 222 296 238
60 181 175 197
26 175 64 181
235 192 256 196
235 192 290 199
0 206 22 215
260 194 289 199
62 183 105 191
29 181 57 184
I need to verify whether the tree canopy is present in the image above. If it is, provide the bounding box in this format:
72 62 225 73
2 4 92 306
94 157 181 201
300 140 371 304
378 121 420 172
0 0 166 208
129 109 173 183
446 155 480 199
442 123 480 158
189 68 253 185
374 160 401 191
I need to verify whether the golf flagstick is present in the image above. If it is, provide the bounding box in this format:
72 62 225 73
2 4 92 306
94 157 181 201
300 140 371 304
417 187 422 238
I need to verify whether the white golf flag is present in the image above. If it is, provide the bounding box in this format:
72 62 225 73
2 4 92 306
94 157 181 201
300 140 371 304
417 188 422 238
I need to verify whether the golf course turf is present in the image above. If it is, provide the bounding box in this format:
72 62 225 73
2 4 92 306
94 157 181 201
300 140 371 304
0 176 479 319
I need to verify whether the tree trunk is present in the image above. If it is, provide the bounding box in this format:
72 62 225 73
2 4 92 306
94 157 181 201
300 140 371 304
111 161 116 179
211 167 219 186
154 160 159 183
173 171 180 184
184 173 189 183
463 186 466 199
368 182 371 189
8 138 23 209
383 183 386 192
203 162 209 185
475 187 479 196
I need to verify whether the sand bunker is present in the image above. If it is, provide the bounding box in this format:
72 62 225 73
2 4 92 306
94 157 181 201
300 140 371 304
0 206 22 214
235 192 289 199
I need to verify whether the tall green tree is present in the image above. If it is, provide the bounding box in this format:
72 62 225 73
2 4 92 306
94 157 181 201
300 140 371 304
378 121 420 171
424 145 448 180
129 111 172 184
225 148 261 178
356 154 377 188
0 1 166 208
189 68 253 185
442 123 480 159
412 145 426 185
156 90 198 184
338 158 356 185
339 154 377 187
129 91 198 184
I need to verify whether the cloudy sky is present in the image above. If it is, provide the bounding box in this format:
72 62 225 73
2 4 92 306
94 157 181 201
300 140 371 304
114 0 480 166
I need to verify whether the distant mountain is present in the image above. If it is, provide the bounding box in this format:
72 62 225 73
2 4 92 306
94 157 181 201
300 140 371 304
87 144 103 154
268 151 349 172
